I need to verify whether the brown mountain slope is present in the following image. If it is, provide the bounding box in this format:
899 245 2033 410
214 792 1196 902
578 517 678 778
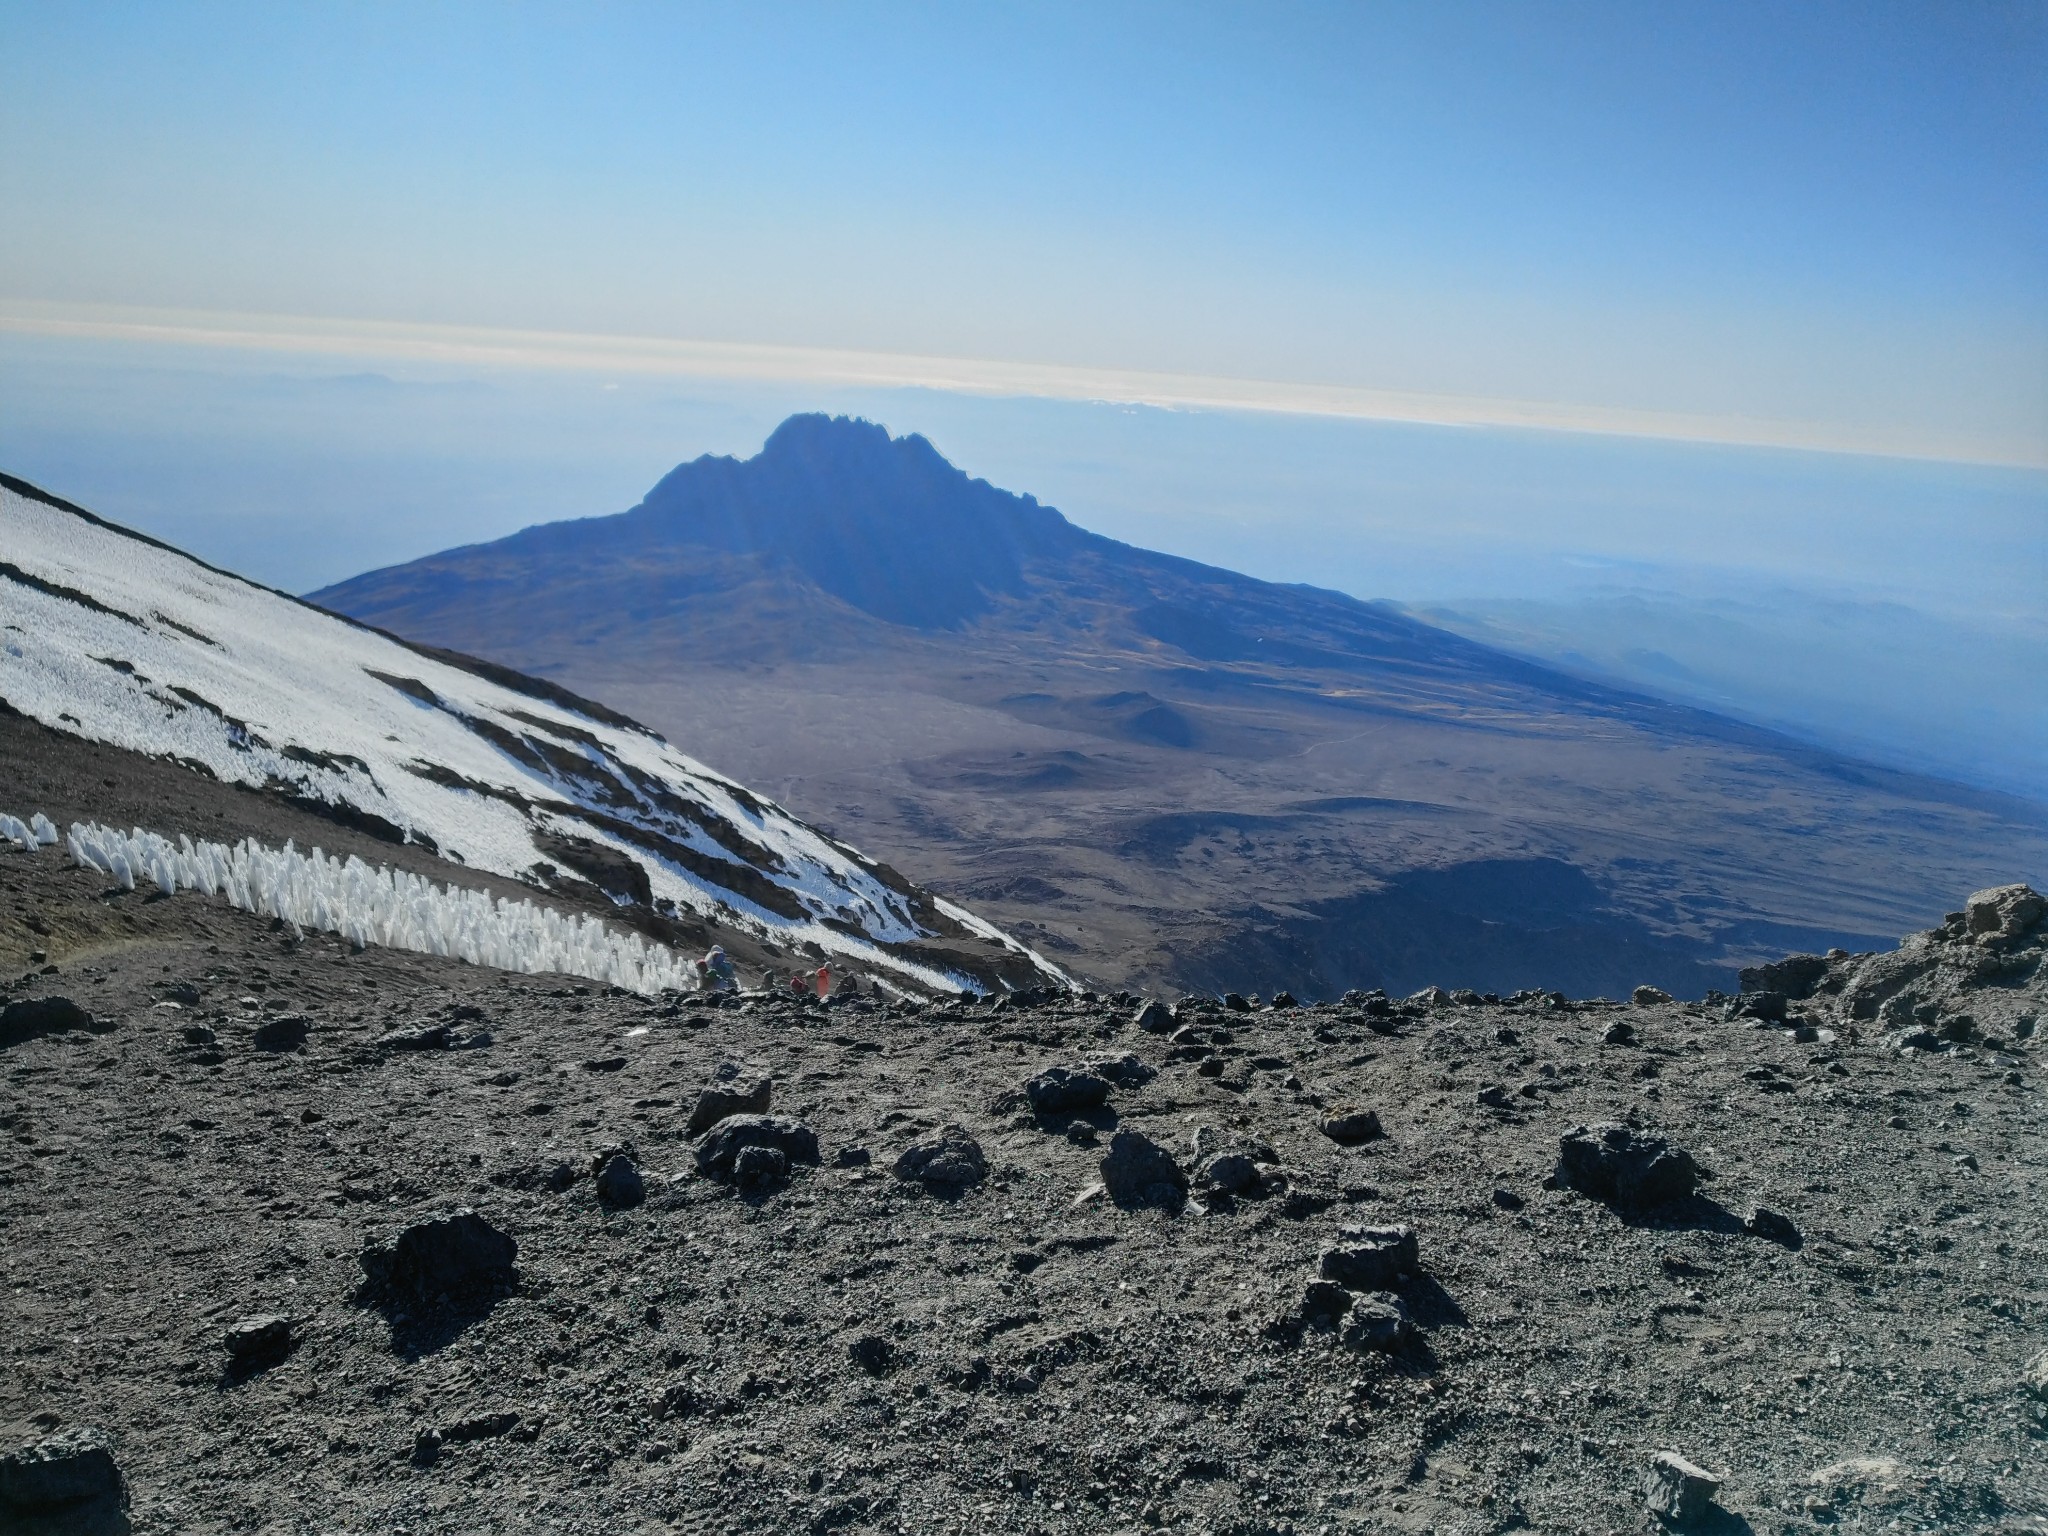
314 415 2048 997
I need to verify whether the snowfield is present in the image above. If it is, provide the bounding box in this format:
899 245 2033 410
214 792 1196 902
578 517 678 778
0 476 1062 991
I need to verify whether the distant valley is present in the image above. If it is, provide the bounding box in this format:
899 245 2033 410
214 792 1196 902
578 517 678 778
314 414 2048 998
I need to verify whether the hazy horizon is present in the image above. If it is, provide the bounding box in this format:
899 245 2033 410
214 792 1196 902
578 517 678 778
3 3 2042 796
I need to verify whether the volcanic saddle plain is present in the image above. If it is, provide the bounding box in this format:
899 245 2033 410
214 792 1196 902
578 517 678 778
3 843 2045 1535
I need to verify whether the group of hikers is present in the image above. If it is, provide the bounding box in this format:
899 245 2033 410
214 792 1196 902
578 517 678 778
692 944 857 1001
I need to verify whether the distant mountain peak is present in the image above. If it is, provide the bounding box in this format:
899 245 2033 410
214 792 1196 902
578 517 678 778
618 414 1078 630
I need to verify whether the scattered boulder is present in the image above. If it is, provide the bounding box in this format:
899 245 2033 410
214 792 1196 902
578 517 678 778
1270 991 1298 1009
1631 985 1673 1005
375 1023 450 1052
893 1125 987 1190
1476 1084 1512 1110
1023 1065 1111 1115
685 1065 773 1136
1319 1108 1384 1146
1731 991 1788 1024
733 1144 789 1190
1082 1051 1156 1088
223 1313 297 1368
1964 883 2045 947
1739 953 1830 1000
1299 1279 1352 1327
1602 1020 1638 1046
592 1146 646 1209
250 1013 312 1051
1133 998 1174 1033
1196 1151 1262 1195
1100 1130 1187 1210
1222 992 1252 1013
1319 1225 1419 1290
1644 1449 1722 1524
0 997 104 1049
358 1208 517 1304
0 1427 126 1523
1745 1206 1802 1247
695 1114 819 1178
1341 1292 1414 1353
1556 1123 1700 1210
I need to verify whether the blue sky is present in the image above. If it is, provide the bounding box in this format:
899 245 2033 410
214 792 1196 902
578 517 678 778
3 1 2043 461
1 3 2044 791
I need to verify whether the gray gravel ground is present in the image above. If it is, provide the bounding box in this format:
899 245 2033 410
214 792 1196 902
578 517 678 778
3 849 2045 1536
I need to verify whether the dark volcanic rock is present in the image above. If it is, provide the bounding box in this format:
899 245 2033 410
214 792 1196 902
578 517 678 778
1318 1225 1419 1290
1023 1065 1111 1114
685 1064 773 1136
1557 1123 1700 1210
1341 1293 1415 1353
358 1209 517 1303
1100 1130 1187 1210
223 1313 297 1367
1081 1051 1155 1088
375 1022 450 1051
593 1147 646 1209
0 996 102 1048
893 1124 987 1189
250 1014 311 1051
696 1114 819 1177
1133 998 1174 1033
1319 1108 1384 1145
1644 1450 1722 1523
1738 953 1830 1000
1745 1206 1802 1247
733 1144 789 1190
0 1426 127 1519
848 1334 896 1375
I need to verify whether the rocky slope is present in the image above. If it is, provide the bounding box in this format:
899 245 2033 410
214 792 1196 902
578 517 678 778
4 836 2043 1535
0 470 1056 995
311 414 2048 999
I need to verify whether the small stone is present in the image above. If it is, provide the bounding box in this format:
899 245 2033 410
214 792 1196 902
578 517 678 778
1320 1108 1384 1146
1319 1225 1419 1290
1476 1085 1512 1110
685 1065 773 1136
1270 991 1298 1009
1133 999 1174 1033
223 1314 296 1364
1083 1051 1156 1088
1198 1151 1262 1195
1100 1130 1187 1210
250 1013 312 1051
1556 1123 1700 1210
1602 1020 1638 1046
1300 1279 1352 1325
1341 1293 1414 1353
0 1426 127 1517
1745 1206 1801 1247
732 1144 790 1190
1023 1065 1111 1114
1643 1449 1722 1523
694 1114 819 1177
893 1125 987 1190
374 1023 449 1051
593 1150 646 1209
1631 985 1673 1005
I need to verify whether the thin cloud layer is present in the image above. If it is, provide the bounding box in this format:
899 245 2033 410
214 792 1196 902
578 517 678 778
4 302 2035 469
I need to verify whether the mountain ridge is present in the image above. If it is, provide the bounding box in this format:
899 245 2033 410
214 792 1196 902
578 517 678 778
0 468 1061 994
313 414 2048 998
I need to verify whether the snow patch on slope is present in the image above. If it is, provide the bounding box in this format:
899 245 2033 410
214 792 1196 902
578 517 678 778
0 479 1062 990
